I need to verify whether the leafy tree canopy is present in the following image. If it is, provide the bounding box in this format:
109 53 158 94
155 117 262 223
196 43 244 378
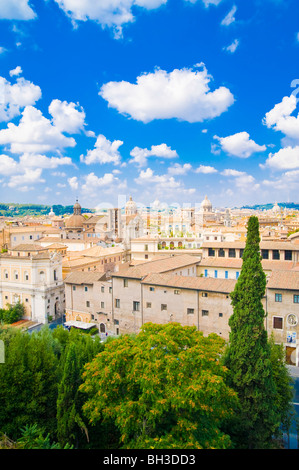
80 322 238 449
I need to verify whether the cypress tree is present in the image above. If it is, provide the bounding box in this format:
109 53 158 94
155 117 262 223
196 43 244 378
224 216 279 448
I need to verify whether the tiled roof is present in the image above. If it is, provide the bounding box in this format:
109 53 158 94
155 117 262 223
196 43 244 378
64 271 107 285
112 254 201 279
10 243 47 251
142 273 236 293
267 271 299 291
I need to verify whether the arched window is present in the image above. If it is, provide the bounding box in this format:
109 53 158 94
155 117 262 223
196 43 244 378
24 271 29 281
100 323 106 333
14 270 19 280
39 271 46 283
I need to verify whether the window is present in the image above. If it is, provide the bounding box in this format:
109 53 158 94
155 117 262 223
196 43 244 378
109 287 112 293
214 270 218 279
294 295 299 304
202 310 209 316
236 272 240 280
101 286 104 293
54 270 57 281
86 301 90 307
115 299 120 308
133 301 140 312
101 302 105 308
225 271 228 279
272 250 280 260
204 269 208 278
145 254 148 259
14 271 18 280
72 286 76 291
261 249 269 260
273 317 283 329
123 279 128 287
202 292 208 297
219 312 223 317
25 298 29 303
24 272 29 281
208 248 215 257
187 308 194 314
161 304 167 311
29 235 33 240
275 293 282 302
145 244 148 251
218 248 225 257
4 271 8 279
85 286 88 292
174 289 180 295
285 250 292 261
229 249 236 258
149 286 155 292
239 249 244 258
146 302 152 308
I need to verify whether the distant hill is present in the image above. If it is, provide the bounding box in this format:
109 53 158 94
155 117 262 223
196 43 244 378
0 203 95 218
240 203 299 211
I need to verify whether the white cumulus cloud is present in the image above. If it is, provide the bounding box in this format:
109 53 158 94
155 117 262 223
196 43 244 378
54 0 167 37
0 106 76 154
68 176 79 190
214 132 267 158
195 164 217 173
262 146 299 170
130 143 178 166
0 76 41 122
9 66 23 77
263 94 299 145
80 134 123 165
0 0 36 20
100 65 234 123
49 99 86 134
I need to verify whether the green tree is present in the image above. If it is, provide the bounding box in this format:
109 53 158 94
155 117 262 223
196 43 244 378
0 327 59 440
223 216 287 448
268 334 295 440
0 302 25 324
80 322 238 449
56 329 104 448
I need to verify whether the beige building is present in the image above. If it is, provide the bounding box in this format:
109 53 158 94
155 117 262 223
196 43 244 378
0 244 65 324
266 271 299 366
64 271 112 334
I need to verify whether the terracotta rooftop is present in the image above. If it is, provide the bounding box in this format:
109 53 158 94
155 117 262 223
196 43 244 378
112 254 201 279
142 273 236 293
64 271 107 285
267 271 299 291
10 243 48 251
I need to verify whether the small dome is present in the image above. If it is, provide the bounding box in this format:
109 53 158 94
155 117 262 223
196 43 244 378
201 195 212 210
125 196 137 215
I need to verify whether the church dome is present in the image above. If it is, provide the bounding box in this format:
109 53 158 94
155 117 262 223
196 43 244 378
65 199 85 228
65 214 85 228
201 195 212 211
125 196 137 215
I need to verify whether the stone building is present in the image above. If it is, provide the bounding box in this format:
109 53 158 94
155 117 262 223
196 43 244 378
0 244 65 324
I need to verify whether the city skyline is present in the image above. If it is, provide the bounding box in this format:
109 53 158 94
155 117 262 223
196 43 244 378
0 0 298 208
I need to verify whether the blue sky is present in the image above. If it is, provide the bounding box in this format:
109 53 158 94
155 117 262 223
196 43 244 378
0 0 298 209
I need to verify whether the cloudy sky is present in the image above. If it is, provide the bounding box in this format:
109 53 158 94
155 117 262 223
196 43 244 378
0 0 298 209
